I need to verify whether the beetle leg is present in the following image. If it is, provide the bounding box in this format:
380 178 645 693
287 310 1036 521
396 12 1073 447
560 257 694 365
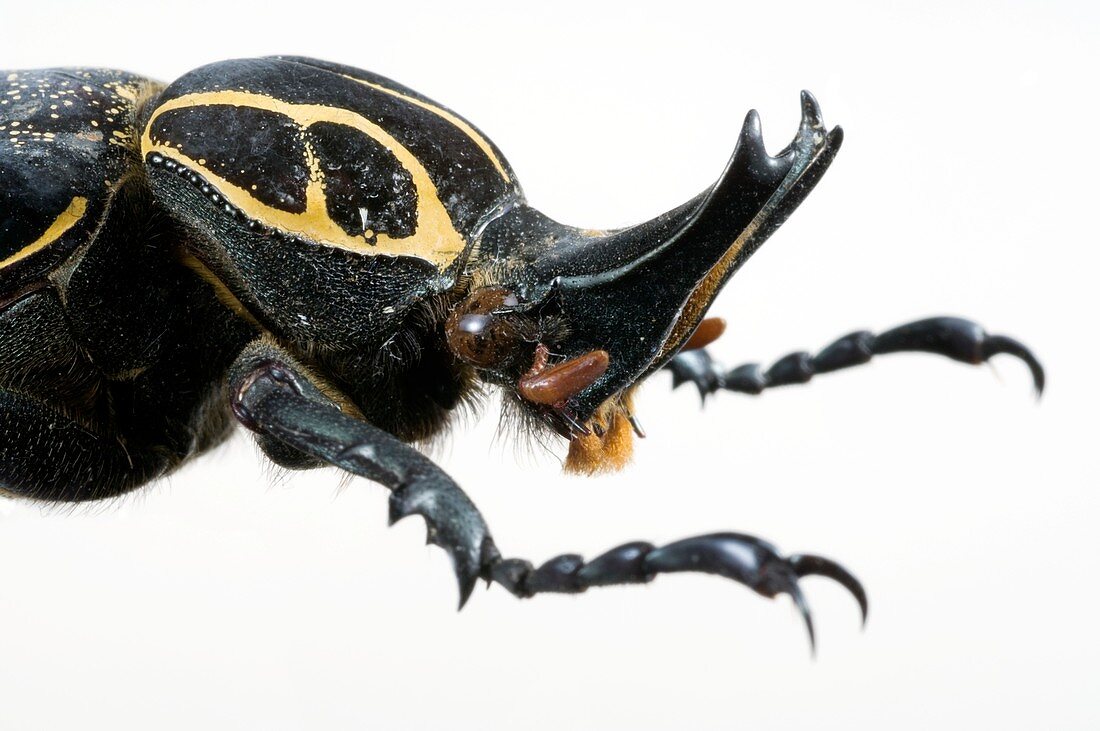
667 316 1044 402
231 343 865 645
490 534 866 653
229 343 500 608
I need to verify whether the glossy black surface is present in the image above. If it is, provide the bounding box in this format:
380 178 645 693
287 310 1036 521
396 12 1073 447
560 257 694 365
479 93 843 418
0 68 149 293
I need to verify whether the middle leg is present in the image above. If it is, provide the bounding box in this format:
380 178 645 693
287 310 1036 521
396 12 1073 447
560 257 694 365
668 316 1044 401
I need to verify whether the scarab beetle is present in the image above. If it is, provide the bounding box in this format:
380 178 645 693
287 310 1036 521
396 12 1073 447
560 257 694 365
0 57 1043 648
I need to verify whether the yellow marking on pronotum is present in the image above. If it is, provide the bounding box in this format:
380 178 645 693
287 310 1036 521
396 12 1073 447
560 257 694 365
340 74 511 184
0 196 88 269
142 91 467 269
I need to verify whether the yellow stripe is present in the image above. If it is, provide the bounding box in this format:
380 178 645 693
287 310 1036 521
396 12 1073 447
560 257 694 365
341 74 512 184
0 197 88 269
142 91 468 269
176 251 263 329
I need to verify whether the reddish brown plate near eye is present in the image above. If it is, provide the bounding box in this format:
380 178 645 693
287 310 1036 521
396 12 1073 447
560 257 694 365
518 350 610 406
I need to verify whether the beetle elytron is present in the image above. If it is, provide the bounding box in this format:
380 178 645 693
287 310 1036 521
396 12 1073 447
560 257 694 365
0 57 1043 647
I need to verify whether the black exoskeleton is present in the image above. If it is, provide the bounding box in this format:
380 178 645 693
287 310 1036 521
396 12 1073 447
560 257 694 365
0 58 1042 649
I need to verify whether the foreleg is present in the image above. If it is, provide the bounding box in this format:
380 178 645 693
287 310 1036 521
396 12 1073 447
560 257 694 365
230 341 865 647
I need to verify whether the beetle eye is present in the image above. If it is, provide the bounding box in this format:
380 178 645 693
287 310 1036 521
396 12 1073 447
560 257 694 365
445 288 526 369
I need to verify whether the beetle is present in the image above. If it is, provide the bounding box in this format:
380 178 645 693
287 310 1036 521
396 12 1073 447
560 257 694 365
0 57 1042 648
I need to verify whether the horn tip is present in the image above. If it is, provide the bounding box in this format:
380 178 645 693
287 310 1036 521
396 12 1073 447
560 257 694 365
827 124 844 149
800 90 825 130
743 108 762 134
736 108 768 162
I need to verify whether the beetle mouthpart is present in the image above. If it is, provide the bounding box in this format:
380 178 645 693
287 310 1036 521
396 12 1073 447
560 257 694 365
565 408 634 474
518 349 610 406
563 386 640 474
680 317 726 352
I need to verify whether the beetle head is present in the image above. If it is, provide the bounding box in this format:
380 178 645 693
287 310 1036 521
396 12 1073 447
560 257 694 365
448 92 842 472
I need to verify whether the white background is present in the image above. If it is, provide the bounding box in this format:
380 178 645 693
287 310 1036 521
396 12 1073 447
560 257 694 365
1 1 1096 728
